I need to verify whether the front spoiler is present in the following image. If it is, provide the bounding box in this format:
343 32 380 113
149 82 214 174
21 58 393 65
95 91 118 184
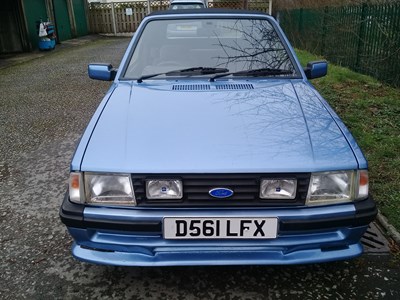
71 241 364 266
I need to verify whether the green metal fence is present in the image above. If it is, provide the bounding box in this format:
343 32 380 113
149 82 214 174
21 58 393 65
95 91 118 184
279 3 400 87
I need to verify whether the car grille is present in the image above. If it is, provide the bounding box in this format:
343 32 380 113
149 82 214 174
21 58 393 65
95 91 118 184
132 173 310 207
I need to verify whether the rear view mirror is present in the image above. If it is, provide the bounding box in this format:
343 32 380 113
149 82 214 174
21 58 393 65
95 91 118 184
304 61 328 79
88 63 117 81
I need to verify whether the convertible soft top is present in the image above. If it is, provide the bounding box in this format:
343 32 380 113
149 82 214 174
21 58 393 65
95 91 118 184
148 8 271 17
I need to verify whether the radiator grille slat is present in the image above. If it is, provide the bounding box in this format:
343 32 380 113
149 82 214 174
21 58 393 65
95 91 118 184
185 179 257 186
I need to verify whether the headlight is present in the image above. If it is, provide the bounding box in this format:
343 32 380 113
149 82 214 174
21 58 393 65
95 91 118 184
84 173 136 206
307 171 354 205
146 179 183 199
260 179 297 199
306 170 368 206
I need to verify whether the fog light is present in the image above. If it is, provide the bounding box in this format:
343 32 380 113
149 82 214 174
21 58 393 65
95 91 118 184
260 179 297 199
146 180 183 199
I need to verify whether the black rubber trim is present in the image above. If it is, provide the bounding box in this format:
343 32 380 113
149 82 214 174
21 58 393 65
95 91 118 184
83 218 162 232
279 197 377 231
59 192 84 227
59 192 162 232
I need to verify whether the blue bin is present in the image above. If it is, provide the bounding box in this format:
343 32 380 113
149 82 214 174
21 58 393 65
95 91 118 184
39 39 56 50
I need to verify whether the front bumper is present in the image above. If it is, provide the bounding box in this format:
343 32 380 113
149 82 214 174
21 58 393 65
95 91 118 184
60 193 377 266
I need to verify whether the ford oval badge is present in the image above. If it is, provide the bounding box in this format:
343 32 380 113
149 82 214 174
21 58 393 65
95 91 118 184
209 188 234 198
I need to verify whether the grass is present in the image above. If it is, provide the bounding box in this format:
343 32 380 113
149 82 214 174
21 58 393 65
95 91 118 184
296 49 400 232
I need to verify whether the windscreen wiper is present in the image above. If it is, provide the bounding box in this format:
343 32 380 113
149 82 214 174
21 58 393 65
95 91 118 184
209 68 294 82
137 67 229 83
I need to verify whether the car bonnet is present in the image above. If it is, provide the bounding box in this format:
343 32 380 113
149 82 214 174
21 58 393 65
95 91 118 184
80 80 358 173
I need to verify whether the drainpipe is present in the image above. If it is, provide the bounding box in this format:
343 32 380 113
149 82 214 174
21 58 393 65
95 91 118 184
18 0 32 51
83 0 90 34
44 0 52 22
66 0 77 37
51 0 61 43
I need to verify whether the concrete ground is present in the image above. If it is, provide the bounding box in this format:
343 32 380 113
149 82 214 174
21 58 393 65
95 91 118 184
0 35 101 71
0 36 399 299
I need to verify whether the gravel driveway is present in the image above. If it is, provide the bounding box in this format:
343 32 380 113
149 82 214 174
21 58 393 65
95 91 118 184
0 37 399 299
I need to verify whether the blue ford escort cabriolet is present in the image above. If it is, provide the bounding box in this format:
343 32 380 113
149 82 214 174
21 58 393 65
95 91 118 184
60 9 377 266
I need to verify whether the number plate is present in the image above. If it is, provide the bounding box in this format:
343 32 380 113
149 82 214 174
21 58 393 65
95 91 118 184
163 217 278 240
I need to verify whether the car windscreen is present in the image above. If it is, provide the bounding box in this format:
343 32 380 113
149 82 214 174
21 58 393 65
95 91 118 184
123 18 300 79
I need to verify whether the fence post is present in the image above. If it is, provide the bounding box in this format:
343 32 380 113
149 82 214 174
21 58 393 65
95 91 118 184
298 8 303 48
321 6 328 55
356 3 367 71
299 8 303 32
269 0 273 15
111 2 117 35
147 0 151 14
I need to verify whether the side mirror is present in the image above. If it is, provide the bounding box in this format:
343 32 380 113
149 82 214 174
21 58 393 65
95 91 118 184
304 61 328 79
88 63 117 81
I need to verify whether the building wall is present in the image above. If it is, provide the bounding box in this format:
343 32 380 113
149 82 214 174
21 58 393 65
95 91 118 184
0 0 24 53
2 0 90 53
